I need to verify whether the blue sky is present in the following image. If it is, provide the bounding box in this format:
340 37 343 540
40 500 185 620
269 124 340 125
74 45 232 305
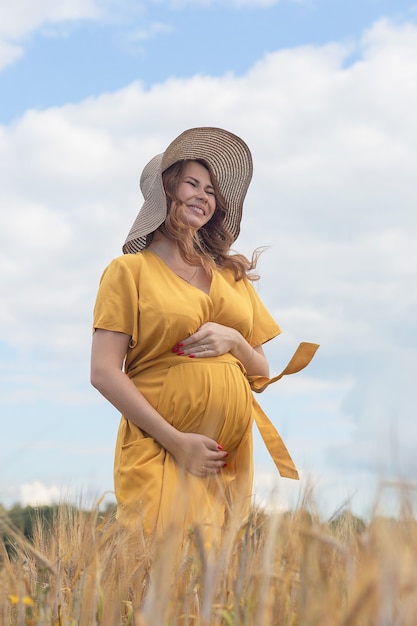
2 0 415 122
1 0 417 518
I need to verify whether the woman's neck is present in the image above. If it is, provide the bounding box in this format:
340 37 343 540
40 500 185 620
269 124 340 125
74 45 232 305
147 231 212 293
147 232 185 264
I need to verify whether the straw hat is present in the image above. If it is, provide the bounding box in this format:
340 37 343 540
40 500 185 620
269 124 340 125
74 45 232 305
123 127 253 253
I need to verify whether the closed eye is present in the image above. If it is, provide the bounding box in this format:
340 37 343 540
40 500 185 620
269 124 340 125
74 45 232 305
184 177 215 196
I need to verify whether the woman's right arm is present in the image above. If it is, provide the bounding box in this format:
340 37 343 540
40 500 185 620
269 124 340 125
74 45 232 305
90 328 227 475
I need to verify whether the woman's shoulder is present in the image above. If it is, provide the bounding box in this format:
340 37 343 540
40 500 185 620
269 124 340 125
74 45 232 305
98 252 149 284
105 251 147 271
217 265 254 287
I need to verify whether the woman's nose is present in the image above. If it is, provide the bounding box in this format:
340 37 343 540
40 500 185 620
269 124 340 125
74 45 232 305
196 187 208 200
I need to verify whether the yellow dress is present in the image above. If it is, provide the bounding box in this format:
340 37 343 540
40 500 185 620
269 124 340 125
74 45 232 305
93 250 318 537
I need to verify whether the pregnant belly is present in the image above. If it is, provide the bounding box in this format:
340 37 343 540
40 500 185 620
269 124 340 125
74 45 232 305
139 358 253 453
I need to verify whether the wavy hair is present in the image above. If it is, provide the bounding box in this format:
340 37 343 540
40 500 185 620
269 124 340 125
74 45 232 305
145 159 260 281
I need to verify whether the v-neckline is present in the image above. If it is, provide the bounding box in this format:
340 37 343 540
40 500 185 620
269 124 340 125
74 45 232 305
145 248 213 297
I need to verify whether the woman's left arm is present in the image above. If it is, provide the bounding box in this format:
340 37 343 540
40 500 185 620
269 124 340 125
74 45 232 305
173 322 270 377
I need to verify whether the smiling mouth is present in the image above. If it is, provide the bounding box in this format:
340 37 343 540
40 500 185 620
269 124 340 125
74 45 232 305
188 205 205 215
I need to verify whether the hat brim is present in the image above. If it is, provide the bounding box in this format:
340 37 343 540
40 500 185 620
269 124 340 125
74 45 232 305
123 127 253 254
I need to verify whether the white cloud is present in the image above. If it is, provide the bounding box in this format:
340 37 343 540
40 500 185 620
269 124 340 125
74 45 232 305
0 0 100 39
124 20 173 43
0 0 110 70
120 20 173 56
1 18 417 508
0 39 23 70
166 0 279 7
17 480 109 508
19 480 61 506
0 0 173 71
0 0 308 71
158 0 313 8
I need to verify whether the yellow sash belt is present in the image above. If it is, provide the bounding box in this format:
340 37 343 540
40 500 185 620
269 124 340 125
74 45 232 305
248 342 320 480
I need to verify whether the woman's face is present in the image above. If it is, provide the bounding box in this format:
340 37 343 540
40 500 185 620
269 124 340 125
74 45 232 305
175 161 216 230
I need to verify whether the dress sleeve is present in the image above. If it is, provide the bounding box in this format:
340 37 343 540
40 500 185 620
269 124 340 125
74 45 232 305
244 278 281 347
93 255 141 348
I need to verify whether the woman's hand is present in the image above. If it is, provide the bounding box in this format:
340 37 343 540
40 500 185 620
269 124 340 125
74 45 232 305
172 322 270 376
170 431 228 477
173 322 239 358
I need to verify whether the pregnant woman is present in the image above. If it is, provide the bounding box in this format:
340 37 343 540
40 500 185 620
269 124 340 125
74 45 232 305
90 127 318 539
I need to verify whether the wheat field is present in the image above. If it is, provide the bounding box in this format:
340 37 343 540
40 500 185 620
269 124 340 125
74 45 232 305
1 484 417 626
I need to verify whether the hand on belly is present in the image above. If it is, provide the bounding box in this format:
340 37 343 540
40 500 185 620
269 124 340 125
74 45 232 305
169 431 228 478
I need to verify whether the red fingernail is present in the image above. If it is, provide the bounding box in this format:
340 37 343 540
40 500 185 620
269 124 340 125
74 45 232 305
217 445 223 450
177 343 183 347
189 354 195 358
223 463 228 468
177 351 184 355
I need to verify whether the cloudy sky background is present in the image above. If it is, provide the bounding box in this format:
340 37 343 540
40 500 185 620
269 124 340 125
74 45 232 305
1 0 416 519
